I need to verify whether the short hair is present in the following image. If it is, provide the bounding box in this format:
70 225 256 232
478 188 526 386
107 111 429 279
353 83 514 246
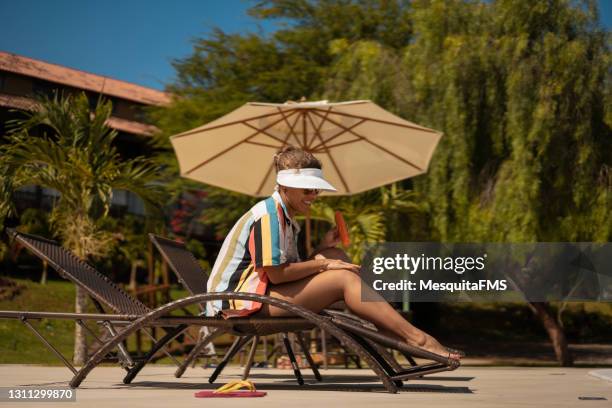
273 145 321 173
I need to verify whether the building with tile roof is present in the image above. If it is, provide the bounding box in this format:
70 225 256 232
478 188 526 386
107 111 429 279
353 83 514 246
0 51 172 215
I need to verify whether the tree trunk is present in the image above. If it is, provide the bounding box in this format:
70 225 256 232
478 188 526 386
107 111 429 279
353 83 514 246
129 261 138 291
73 285 88 365
40 260 48 285
527 302 573 366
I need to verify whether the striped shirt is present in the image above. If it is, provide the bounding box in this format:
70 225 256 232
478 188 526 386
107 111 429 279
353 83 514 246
206 191 300 317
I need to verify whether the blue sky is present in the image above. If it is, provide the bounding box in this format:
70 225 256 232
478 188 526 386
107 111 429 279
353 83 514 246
0 0 610 91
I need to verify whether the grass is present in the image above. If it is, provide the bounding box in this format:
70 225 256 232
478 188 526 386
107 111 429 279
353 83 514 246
0 277 203 365
0 278 80 364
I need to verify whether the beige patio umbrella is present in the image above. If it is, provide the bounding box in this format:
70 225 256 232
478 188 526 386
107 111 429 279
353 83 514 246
170 100 442 197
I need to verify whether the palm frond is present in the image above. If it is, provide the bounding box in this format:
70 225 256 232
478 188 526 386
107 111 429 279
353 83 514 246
1 92 166 257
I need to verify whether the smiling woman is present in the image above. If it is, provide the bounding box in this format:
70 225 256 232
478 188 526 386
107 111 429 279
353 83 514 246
205 145 461 360
205 145 341 317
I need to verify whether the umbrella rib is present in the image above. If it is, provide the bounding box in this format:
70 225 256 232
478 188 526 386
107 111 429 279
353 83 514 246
184 110 300 175
302 111 308 149
277 107 300 141
305 111 326 151
254 127 295 196
311 125 350 193
255 162 277 197
243 122 290 145
310 110 424 172
172 109 298 139
287 111 302 146
309 108 440 134
309 119 366 151
305 107 332 151
241 108 303 146
312 138 362 152
244 141 282 149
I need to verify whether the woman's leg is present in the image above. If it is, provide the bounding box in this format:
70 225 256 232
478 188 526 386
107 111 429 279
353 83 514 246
259 249 459 359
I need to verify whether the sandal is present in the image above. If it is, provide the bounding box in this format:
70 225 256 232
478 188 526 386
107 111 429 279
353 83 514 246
194 380 267 398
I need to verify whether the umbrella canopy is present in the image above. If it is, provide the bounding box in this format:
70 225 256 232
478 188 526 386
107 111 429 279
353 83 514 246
171 100 442 196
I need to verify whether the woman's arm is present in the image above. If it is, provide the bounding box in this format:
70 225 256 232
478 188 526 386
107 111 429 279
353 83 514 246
263 258 360 284
313 227 341 253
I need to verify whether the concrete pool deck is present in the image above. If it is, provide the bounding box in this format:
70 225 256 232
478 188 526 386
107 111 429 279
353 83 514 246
0 364 610 407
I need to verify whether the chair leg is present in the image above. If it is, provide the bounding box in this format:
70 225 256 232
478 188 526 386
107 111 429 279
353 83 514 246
347 332 403 388
78 319 131 371
242 336 259 380
140 328 181 367
69 293 399 393
101 320 134 368
265 342 282 364
123 324 188 384
370 341 403 372
262 336 268 366
401 351 418 367
282 333 304 386
175 328 224 378
295 332 322 381
209 336 252 384
321 328 328 370
22 318 77 375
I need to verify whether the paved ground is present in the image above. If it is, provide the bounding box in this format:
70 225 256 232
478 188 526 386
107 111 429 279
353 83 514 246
0 364 610 408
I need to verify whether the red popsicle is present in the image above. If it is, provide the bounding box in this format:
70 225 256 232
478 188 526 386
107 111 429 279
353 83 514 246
335 210 350 247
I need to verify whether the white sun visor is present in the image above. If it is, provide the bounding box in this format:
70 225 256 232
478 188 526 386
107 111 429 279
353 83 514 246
276 168 337 192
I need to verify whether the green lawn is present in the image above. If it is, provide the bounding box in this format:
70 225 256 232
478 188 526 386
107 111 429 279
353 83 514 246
0 279 80 364
0 278 198 365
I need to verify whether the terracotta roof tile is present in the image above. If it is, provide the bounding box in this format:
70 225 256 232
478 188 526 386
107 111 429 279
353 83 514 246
0 92 159 136
0 51 171 106
0 93 36 110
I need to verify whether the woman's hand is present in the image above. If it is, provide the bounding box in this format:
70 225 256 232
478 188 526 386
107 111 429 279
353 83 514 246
318 227 341 250
323 259 361 274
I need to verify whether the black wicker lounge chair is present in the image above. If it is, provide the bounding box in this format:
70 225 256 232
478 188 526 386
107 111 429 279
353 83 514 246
149 234 460 387
1 229 419 393
1 228 192 383
149 234 322 385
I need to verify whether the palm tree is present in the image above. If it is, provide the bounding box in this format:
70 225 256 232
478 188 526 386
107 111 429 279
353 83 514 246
19 208 52 284
0 92 164 364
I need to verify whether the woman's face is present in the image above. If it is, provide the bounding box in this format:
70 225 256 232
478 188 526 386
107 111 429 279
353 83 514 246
281 187 320 216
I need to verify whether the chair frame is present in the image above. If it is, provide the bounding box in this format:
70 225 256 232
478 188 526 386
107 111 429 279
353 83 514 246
2 229 193 382
1 229 459 393
148 234 459 387
149 234 322 384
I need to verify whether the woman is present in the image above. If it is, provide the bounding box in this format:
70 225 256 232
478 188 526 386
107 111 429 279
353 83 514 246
206 145 460 360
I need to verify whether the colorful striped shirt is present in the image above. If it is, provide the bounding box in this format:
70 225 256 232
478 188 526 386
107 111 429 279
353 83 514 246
206 191 300 317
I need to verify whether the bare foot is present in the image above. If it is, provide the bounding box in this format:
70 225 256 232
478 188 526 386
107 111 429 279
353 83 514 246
411 333 462 360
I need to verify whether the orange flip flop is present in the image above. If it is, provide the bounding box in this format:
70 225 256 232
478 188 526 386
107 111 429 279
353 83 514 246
194 380 267 398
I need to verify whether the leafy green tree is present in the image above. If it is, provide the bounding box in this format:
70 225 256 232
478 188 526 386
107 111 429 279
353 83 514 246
0 92 164 364
147 0 414 148
146 0 419 249
401 0 609 365
149 0 609 366
97 215 151 290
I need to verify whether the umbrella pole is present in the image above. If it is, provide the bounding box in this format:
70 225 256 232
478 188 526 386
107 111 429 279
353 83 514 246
305 212 312 256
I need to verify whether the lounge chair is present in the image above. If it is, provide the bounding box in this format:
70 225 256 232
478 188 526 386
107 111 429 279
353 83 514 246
148 234 460 386
1 228 192 383
1 229 418 393
149 234 322 384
